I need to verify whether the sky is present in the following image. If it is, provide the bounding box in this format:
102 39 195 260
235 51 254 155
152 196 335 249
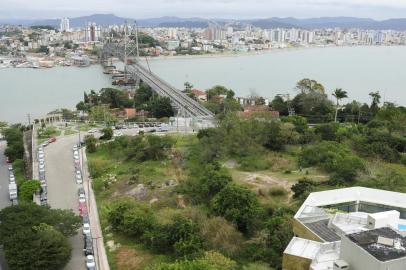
2 0 406 20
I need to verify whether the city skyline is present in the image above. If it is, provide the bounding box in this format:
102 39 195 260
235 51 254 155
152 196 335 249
3 0 406 20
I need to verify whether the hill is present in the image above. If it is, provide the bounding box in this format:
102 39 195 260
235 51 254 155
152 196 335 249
3 14 406 30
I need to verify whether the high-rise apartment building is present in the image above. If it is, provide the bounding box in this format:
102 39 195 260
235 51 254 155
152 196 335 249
60 17 70 32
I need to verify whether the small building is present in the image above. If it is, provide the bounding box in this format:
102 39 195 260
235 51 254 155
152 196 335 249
191 89 207 102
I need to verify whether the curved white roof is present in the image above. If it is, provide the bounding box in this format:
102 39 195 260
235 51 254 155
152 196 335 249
295 187 406 219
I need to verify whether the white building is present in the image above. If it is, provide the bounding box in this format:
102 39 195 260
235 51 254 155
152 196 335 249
283 187 406 270
60 17 70 32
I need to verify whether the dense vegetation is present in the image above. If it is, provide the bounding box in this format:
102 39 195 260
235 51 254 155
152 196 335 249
0 204 81 270
2 124 24 162
85 79 405 270
76 86 174 121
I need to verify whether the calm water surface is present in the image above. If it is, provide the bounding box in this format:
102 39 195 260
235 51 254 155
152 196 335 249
147 46 406 105
0 65 111 123
1 46 406 123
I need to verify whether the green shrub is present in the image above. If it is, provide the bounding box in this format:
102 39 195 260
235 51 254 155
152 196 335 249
211 184 260 234
19 180 41 202
268 186 288 197
147 251 237 270
238 157 271 172
88 159 110 178
291 178 317 201
299 141 364 182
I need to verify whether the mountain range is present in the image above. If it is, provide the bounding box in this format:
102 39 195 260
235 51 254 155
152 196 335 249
3 14 406 30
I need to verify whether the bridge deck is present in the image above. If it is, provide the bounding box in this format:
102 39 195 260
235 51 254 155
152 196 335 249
102 44 214 119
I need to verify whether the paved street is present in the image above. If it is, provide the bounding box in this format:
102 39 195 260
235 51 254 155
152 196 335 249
45 134 86 270
0 141 11 209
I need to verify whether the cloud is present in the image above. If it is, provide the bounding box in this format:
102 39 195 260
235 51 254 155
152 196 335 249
2 0 406 19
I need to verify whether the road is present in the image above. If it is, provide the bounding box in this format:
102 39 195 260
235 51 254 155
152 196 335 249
0 141 10 209
45 135 86 270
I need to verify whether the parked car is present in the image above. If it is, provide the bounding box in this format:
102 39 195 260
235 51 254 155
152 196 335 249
78 187 85 196
75 160 81 168
86 255 96 270
48 137 56 143
8 164 13 171
83 214 90 225
42 141 49 147
83 234 93 256
76 175 83 184
79 202 87 217
83 223 91 235
79 193 86 203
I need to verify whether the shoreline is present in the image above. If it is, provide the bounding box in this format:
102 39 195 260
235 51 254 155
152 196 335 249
143 44 406 61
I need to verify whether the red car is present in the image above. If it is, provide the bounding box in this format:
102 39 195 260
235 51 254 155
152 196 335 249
48 137 56 143
79 202 88 217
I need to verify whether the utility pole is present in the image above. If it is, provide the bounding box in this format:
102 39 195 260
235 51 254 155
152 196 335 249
27 113 31 127
124 21 128 82
135 20 140 59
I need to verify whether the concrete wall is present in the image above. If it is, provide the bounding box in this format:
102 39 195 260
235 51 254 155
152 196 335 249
282 254 312 270
292 219 323 243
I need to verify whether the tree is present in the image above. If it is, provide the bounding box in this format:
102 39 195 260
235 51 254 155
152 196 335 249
369 91 381 115
266 214 293 269
332 88 348 122
3 125 24 162
134 83 153 108
0 204 80 270
100 127 113 140
291 178 317 201
4 224 71 270
148 97 175 118
89 105 116 124
84 135 97 153
296 78 325 94
270 96 289 116
184 82 194 93
76 101 90 113
206 85 232 101
99 88 132 108
211 184 260 233
291 92 334 122
19 180 41 202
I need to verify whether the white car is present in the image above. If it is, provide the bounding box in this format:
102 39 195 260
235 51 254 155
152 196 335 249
76 173 82 184
39 164 45 170
39 153 45 159
83 223 91 235
86 255 96 269
39 168 45 173
79 193 86 203
88 129 97 134
9 175 15 182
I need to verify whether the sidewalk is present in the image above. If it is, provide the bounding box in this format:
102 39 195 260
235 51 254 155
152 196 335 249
81 147 110 270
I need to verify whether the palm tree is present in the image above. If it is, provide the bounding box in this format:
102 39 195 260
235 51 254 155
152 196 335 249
369 91 381 115
332 88 348 122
